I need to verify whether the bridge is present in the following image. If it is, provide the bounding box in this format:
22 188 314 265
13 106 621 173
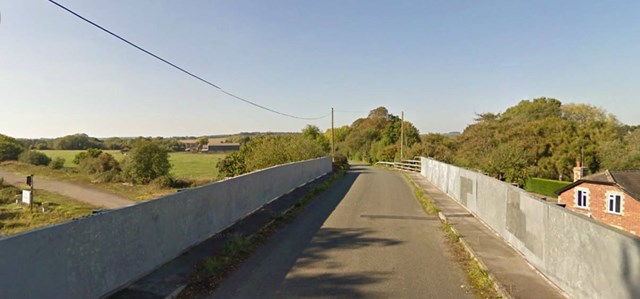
0 157 638 299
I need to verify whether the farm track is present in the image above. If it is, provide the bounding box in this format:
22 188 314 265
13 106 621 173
0 170 135 209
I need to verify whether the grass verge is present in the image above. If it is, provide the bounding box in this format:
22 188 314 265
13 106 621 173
403 173 439 215
403 174 500 299
0 180 96 237
442 222 499 299
178 171 344 298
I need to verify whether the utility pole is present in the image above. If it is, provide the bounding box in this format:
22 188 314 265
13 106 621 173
331 107 335 161
400 111 404 162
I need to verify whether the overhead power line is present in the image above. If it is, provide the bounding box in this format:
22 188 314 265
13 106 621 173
48 0 328 121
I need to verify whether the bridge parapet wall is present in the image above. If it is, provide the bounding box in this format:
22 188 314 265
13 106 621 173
0 157 332 298
419 157 640 299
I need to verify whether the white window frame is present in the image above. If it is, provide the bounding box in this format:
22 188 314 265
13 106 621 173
575 187 590 209
606 192 624 215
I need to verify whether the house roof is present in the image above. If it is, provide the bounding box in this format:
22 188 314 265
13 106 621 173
555 169 640 200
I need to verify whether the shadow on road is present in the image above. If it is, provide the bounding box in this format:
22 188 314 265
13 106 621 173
212 166 403 299
292 227 403 269
279 271 391 298
276 227 401 298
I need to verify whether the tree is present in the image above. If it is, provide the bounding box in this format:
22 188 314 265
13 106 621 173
79 152 120 174
18 151 51 166
122 140 171 184
104 137 127 150
55 133 103 150
0 134 25 161
198 137 209 150
217 128 328 178
49 157 65 170
337 107 421 162
302 125 330 152
73 148 103 165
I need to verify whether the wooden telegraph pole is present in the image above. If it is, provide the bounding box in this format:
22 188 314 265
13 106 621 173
400 111 404 162
331 108 335 161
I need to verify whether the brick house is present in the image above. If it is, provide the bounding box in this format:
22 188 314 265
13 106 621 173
555 169 640 236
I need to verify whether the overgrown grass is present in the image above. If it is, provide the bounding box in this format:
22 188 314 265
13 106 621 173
403 174 499 298
524 177 571 198
404 174 439 215
0 181 96 237
441 222 499 298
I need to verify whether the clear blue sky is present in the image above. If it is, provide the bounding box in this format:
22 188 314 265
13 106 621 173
1 1 639 138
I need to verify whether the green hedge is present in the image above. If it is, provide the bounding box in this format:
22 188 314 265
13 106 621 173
524 178 572 198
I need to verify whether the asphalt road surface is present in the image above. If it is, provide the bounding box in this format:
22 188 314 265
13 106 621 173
210 165 474 299
0 170 134 209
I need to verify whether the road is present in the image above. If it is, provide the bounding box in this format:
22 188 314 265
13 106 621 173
210 165 474 299
0 170 135 209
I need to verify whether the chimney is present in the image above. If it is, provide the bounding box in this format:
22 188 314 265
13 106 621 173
573 160 587 182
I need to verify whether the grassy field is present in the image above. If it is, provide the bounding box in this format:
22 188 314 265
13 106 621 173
41 150 225 180
168 152 225 180
524 177 572 198
1 150 226 201
41 150 125 168
0 180 96 237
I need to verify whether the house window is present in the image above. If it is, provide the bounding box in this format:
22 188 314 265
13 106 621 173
607 193 623 215
576 188 589 208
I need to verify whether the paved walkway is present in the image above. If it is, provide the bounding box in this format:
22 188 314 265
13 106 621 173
0 171 134 209
408 172 567 299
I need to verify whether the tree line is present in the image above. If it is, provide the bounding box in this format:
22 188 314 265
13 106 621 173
303 100 638 186
4 98 638 187
17 133 185 152
406 98 640 185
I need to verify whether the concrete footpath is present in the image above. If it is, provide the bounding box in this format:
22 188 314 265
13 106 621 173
408 172 567 299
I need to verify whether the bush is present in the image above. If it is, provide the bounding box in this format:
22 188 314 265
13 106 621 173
49 157 65 169
0 179 20 204
95 169 122 183
79 152 119 174
151 176 174 188
332 153 350 171
150 176 193 188
0 134 25 161
73 148 103 165
216 151 246 179
122 140 171 184
19 150 51 166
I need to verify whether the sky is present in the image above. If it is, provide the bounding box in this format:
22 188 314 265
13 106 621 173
1 1 639 138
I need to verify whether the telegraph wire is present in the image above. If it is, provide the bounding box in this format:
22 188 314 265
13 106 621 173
48 0 328 120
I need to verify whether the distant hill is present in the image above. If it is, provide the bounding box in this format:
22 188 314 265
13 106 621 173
443 132 461 137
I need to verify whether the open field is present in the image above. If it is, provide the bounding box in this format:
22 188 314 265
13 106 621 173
41 150 125 168
0 180 96 237
0 162 184 201
168 152 225 180
41 150 225 180
1 151 227 201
